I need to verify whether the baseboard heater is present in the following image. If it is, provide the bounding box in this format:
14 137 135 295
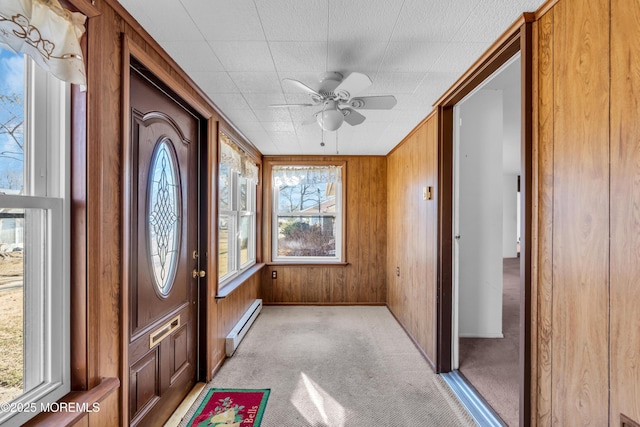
225 299 262 357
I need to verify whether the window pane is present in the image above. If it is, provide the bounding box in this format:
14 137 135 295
219 164 230 211
0 208 48 404
147 139 181 297
239 177 248 211
0 211 24 404
276 216 336 257
0 48 25 194
276 179 336 214
239 215 249 265
218 215 230 279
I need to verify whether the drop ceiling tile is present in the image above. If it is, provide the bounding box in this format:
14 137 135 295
128 0 202 42
245 94 288 111
256 0 328 41
328 0 405 42
359 109 400 123
270 42 328 72
180 0 265 41
253 108 293 123
327 41 388 75
429 43 487 74
224 112 261 129
160 41 224 72
369 72 426 94
451 0 544 43
210 93 252 112
391 0 480 43
262 121 298 134
210 42 275 72
279 72 326 93
190 72 238 94
228 72 282 93
378 42 449 72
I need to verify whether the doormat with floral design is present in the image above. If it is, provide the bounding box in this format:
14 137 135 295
186 388 270 427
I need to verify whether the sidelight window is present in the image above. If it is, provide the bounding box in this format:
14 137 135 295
218 132 258 288
0 48 70 425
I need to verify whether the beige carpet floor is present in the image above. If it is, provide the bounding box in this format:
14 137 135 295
180 306 476 427
459 257 520 426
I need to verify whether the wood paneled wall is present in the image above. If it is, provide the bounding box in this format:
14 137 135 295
533 0 640 424
44 0 262 423
386 113 438 366
260 156 387 304
610 0 640 423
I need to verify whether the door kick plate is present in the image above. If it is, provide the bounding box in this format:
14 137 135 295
149 315 180 349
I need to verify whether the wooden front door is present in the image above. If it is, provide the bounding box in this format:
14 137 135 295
127 68 200 426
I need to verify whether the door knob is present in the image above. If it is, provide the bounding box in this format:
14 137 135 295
192 269 206 279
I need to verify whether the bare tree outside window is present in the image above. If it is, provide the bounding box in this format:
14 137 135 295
274 166 340 259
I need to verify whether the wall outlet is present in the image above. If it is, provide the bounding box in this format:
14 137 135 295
272 271 277 279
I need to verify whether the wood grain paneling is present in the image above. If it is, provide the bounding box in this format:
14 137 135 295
261 156 387 304
535 9 554 426
550 0 609 425
610 0 640 423
386 113 438 366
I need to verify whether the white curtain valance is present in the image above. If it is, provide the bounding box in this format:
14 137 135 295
220 134 259 182
0 0 86 85
273 165 341 187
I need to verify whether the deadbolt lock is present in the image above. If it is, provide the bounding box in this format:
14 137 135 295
192 269 206 279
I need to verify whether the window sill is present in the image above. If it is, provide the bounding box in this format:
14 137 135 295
216 263 265 299
23 377 119 426
266 262 349 268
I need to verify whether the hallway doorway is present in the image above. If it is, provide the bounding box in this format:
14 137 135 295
436 19 533 427
451 55 522 425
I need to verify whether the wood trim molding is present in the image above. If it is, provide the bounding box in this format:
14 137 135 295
434 13 534 107
387 108 438 157
433 14 535 427
219 122 262 164
65 0 101 18
261 158 349 264
120 33 217 424
104 0 260 154
535 0 560 20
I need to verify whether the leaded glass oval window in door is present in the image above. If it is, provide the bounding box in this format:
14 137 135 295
147 138 182 297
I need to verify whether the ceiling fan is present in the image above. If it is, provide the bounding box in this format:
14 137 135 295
269 71 397 132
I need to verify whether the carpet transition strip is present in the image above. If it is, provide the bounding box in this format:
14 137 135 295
441 370 506 427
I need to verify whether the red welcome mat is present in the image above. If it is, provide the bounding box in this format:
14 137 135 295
187 388 270 427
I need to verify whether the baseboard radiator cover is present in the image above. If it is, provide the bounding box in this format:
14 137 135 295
225 299 262 357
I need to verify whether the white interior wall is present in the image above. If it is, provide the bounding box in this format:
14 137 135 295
502 83 521 258
503 175 518 257
457 89 504 338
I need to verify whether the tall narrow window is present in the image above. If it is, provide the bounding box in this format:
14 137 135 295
218 132 258 288
272 165 343 262
0 47 70 425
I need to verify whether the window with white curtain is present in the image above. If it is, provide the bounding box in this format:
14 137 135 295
218 132 258 288
272 165 343 263
0 47 70 425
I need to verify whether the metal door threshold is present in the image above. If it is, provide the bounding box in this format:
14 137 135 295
441 370 507 427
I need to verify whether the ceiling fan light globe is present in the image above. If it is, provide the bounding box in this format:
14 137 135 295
317 109 344 131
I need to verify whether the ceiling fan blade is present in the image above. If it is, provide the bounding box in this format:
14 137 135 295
348 95 397 110
341 108 366 126
268 103 315 108
283 78 321 97
334 72 372 100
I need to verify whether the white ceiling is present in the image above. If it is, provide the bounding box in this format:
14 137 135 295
117 0 545 155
